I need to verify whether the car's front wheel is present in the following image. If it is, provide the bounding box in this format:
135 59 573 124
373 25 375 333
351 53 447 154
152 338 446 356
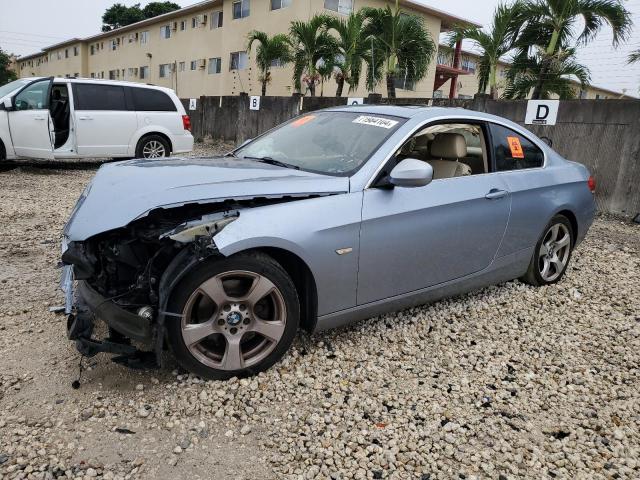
136 134 170 159
521 214 574 286
166 252 299 380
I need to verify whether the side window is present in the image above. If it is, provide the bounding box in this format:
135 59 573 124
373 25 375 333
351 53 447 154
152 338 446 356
490 124 544 171
74 84 127 111
14 80 50 110
130 88 177 112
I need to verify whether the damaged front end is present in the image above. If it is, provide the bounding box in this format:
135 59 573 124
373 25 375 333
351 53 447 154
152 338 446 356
61 203 242 368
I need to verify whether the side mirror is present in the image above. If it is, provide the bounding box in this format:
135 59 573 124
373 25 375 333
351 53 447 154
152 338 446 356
1 97 11 110
389 158 433 188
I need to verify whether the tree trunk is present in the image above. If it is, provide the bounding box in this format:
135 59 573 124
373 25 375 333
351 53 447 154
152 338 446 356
532 59 550 100
489 63 498 100
386 73 396 99
309 82 316 96
336 77 344 97
261 80 267 97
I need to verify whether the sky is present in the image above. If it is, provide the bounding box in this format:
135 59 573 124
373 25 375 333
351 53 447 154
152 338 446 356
1 0 639 95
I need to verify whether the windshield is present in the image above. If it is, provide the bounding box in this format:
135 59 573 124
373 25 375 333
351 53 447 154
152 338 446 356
235 111 406 175
0 79 33 99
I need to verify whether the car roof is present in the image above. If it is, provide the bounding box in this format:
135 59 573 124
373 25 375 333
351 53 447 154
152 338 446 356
37 76 175 93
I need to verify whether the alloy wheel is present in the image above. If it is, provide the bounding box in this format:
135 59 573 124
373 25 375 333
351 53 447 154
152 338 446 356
180 270 287 371
142 140 166 158
538 223 571 282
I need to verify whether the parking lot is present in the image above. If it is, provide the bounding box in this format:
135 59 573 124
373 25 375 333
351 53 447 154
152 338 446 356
0 151 639 479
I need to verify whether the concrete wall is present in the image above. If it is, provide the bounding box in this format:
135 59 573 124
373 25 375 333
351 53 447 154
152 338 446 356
185 94 640 216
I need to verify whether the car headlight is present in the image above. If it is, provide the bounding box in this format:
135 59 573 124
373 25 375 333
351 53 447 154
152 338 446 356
161 212 239 243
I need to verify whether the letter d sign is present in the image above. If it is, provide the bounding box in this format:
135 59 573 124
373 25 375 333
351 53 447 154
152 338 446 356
525 100 559 126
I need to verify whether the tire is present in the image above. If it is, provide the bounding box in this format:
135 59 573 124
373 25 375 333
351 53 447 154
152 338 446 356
166 252 300 380
520 214 574 286
135 134 171 159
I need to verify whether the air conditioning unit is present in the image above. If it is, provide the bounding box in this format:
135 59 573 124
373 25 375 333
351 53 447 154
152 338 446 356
198 58 206 69
172 21 178 31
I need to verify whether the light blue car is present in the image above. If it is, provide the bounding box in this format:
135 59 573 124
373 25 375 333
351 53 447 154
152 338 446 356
61 105 596 379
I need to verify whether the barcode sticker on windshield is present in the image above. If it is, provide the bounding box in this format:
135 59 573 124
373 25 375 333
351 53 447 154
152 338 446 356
352 116 398 129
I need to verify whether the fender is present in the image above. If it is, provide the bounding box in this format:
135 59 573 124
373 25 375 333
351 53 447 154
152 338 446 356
0 111 16 159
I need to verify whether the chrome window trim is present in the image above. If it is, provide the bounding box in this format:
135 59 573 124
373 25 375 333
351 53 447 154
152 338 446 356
364 114 549 189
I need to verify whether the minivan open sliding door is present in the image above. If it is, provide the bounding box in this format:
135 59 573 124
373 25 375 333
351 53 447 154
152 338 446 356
7 77 55 159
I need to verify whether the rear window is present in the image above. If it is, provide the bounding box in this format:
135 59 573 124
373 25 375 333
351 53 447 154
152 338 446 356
130 87 176 111
74 84 127 111
490 124 545 171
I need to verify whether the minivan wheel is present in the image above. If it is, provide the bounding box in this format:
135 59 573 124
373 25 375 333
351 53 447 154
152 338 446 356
166 252 300 380
136 135 170 159
521 214 574 286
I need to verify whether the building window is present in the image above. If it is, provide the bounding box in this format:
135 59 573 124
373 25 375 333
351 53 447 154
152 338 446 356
461 58 477 74
128 67 138 78
159 63 171 78
57 51 62 60
324 0 352 15
433 90 443 98
65 49 69 58
110 39 118 51
73 46 79 56
393 70 414 91
90 73 95 78
139 66 149 79
192 17 198 28
271 0 291 9
595 94 601 100
190 60 197 70
178 61 186 72
211 10 223 28
160 25 171 39
437 52 451 66
180 20 186 30
109 69 118 80
270 58 285 67
208 57 222 74
140 31 149 44
229 51 248 70
90 45 95 55
232 0 250 19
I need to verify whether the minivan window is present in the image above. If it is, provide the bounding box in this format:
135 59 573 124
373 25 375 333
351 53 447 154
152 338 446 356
130 87 177 111
74 83 127 111
14 80 50 110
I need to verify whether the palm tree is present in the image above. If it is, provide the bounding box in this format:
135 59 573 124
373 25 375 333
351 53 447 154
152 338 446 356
247 31 292 96
288 15 337 96
503 47 590 99
361 0 436 98
325 11 368 97
517 0 632 99
316 57 336 97
448 2 525 99
629 49 640 64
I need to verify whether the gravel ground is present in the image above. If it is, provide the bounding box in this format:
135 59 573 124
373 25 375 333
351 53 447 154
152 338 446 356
0 146 639 480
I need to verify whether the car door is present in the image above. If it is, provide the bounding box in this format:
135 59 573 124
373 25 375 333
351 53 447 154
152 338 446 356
72 82 137 156
357 122 512 305
7 78 55 159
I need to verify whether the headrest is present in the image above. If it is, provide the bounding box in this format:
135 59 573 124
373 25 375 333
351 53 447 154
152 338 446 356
430 133 467 159
414 135 430 148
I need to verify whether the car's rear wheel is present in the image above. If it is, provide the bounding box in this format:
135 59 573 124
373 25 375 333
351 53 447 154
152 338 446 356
136 135 170 159
166 252 299 380
521 214 574 286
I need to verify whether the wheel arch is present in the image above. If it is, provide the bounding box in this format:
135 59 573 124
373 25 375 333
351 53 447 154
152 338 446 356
555 209 578 245
133 130 173 156
252 247 318 333
0 137 5 160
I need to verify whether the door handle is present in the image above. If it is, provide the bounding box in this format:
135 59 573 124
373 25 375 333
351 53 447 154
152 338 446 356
34 116 46 120
78 116 93 120
485 189 508 200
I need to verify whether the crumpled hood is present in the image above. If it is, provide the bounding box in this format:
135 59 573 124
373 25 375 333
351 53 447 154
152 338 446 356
64 156 349 241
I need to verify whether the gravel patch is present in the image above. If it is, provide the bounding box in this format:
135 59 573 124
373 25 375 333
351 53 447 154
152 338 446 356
0 155 638 479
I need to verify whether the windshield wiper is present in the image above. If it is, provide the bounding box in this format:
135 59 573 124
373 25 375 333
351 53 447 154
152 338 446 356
242 156 299 170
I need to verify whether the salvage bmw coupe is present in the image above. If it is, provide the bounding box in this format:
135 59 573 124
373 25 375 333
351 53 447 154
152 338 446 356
61 105 596 379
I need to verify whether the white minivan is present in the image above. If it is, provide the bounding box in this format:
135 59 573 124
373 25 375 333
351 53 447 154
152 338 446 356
0 77 193 161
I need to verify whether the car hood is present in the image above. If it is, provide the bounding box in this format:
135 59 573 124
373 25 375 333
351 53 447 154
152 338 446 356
64 156 349 241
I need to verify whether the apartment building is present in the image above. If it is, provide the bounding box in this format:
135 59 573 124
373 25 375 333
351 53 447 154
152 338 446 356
436 44 632 100
17 0 476 98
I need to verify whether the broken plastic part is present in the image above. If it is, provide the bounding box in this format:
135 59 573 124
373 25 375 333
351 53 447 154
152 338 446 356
161 211 239 243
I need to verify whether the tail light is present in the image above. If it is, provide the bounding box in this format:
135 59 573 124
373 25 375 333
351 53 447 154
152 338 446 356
182 114 191 132
587 175 596 194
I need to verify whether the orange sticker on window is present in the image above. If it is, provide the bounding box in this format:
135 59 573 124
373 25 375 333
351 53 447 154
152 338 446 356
291 115 316 127
507 136 525 159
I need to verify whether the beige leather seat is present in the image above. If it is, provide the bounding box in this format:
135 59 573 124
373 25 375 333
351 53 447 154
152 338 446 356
429 133 472 179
